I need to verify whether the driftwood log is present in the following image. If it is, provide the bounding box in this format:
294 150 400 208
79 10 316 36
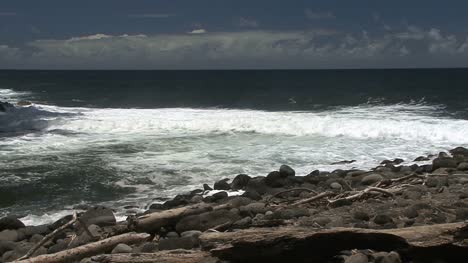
87 250 216 263
200 222 468 262
14 232 150 263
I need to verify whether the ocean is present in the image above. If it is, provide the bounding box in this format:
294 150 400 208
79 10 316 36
1 69 467 225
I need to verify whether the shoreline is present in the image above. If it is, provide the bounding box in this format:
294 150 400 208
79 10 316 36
1 147 468 262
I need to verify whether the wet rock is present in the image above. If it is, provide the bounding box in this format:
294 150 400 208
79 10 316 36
414 156 430 162
30 234 44 243
48 238 70 253
331 160 356 165
190 195 203 203
381 159 404 165
372 251 402 263
279 165 295 177
231 174 251 190
0 230 18 242
432 157 458 170
0 217 25 231
111 243 132 254
267 208 310 220
457 162 468 171
246 177 269 195
373 214 393 225
175 209 241 232
210 191 228 202
233 217 252 228
159 236 198 250
456 208 468 220
0 240 16 255
162 195 191 209
450 147 468 157
214 179 231 190
242 190 262 200
353 210 370 221
239 203 267 216
203 184 213 191
330 182 343 190
361 174 383 185
80 206 116 227
345 252 369 263
139 242 158 253
265 171 286 187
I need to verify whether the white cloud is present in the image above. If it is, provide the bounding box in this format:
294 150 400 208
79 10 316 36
128 14 174 19
0 12 16 16
2 27 468 69
188 29 207 34
305 9 335 20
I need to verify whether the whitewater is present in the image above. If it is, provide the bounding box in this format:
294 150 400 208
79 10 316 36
1 88 467 225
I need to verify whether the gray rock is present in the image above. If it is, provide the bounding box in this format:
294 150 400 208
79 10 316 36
313 216 332 226
0 230 18 242
242 190 262 200
0 217 25 231
246 177 270 195
425 177 439 188
457 162 468 171
239 202 267 216
231 174 251 190
214 179 231 190
265 171 285 187
111 243 132 254
181 230 202 239
29 234 44 244
203 184 213 191
48 239 70 253
330 182 343 190
0 240 16 255
432 157 458 170
456 208 468 220
68 224 102 248
227 197 254 208
140 242 158 253
158 236 198 250
267 208 310 220
190 195 203 203
373 251 402 263
279 165 295 177
166 231 179 239
373 214 393 225
450 147 468 157
209 191 228 202
345 253 369 263
353 210 370 221
79 206 116 227
233 217 252 228
361 174 383 185
414 156 430 162
175 209 241 232
18 225 49 239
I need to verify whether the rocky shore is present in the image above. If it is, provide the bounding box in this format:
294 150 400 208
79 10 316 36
1 147 468 262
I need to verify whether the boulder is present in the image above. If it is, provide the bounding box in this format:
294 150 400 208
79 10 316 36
158 236 198 250
0 217 25 231
265 171 285 187
239 203 267 216
111 243 132 254
0 240 16 255
139 242 158 253
372 251 402 263
68 224 102 248
279 165 295 177
432 157 458 170
231 174 251 190
414 156 430 162
214 179 231 190
457 162 468 171
0 230 18 242
449 147 468 157
373 214 393 225
18 225 49 239
242 190 262 200
232 217 252 228
345 252 369 263
175 209 241 233
203 184 213 191
79 206 116 227
361 174 383 185
456 208 468 220
266 208 310 220
352 210 370 221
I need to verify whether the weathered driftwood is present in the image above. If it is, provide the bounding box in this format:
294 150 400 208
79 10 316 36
15 232 150 263
200 222 468 263
18 212 79 261
129 203 232 233
87 250 217 263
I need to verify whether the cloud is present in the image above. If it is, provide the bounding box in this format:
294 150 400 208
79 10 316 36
305 9 335 20
0 12 16 16
238 17 259 28
188 29 207 34
2 27 468 69
128 14 174 19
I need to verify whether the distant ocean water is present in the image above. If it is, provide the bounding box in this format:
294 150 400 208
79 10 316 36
1 69 468 225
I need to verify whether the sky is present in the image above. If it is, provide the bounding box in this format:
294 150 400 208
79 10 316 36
1 0 468 69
